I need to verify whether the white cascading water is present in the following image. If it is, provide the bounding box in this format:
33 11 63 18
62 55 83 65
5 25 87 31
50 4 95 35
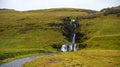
68 44 73 52
74 44 77 51
72 33 76 44
61 44 67 52
61 19 79 52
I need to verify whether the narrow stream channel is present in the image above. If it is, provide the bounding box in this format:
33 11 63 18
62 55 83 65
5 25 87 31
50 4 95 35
0 53 54 67
61 19 79 52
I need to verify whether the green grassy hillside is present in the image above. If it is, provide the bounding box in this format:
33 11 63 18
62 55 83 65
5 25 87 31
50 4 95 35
23 6 120 67
81 14 120 50
0 6 120 65
0 8 96 63
0 8 95 52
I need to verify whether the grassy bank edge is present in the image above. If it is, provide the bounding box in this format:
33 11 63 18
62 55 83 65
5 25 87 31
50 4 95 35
24 50 120 67
0 49 57 64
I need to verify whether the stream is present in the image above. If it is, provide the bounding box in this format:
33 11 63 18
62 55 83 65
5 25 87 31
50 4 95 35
61 19 79 52
0 53 54 67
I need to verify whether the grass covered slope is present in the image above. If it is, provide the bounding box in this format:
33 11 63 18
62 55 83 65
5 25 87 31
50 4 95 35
81 14 120 49
0 8 95 52
0 6 120 65
24 6 120 67
0 8 96 63
24 50 120 67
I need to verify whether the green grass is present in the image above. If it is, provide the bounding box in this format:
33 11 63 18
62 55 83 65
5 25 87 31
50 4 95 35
24 50 120 67
0 8 94 63
80 14 120 49
23 7 120 67
0 8 96 52
0 7 120 66
0 29 65 50
86 35 120 50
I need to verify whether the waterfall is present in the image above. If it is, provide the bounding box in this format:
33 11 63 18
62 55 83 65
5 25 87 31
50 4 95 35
61 44 67 52
61 18 79 52
73 44 77 51
68 44 73 52
72 33 76 44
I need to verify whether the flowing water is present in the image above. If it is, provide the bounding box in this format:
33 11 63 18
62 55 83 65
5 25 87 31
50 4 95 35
68 44 73 52
73 44 77 51
0 53 54 67
72 33 76 43
61 44 67 52
61 19 79 52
